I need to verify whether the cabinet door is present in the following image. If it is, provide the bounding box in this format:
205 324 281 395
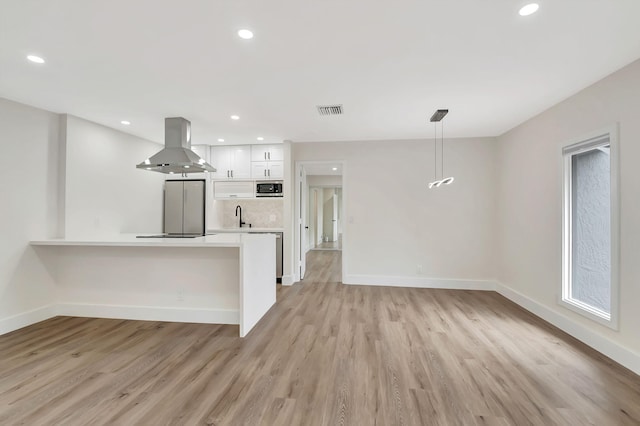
189 145 210 178
210 146 232 179
251 162 268 179
251 144 284 161
191 145 209 163
213 181 255 199
230 146 252 179
267 145 284 161
251 145 269 162
267 161 284 178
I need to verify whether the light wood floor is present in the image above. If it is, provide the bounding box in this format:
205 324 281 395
1 251 639 425
313 235 342 251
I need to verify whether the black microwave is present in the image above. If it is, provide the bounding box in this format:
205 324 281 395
256 181 283 197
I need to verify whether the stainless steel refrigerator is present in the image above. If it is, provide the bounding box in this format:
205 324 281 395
164 180 205 235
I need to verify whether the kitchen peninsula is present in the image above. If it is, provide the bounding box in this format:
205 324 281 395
31 233 275 337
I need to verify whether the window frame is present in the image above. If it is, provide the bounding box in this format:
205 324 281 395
561 125 620 330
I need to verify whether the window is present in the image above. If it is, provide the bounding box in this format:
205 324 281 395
561 126 619 328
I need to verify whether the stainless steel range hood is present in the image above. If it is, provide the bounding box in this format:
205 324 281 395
136 117 216 174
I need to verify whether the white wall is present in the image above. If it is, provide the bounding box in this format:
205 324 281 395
322 188 336 241
0 98 60 332
295 137 498 285
64 115 165 238
282 141 295 284
307 188 319 250
307 175 342 186
497 58 640 359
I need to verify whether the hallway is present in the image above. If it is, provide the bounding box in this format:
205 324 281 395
303 250 342 283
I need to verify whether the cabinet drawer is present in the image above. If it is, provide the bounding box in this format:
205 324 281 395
213 181 255 199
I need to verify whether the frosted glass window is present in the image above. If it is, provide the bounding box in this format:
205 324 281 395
570 148 610 313
561 128 618 329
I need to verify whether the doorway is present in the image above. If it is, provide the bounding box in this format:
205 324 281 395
309 186 342 250
295 161 344 283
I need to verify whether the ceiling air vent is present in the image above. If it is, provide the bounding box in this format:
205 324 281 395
317 104 344 116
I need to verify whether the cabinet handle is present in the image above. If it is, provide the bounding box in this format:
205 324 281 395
264 152 266 160
264 169 266 177
231 170 234 178
227 170 229 178
268 152 271 160
268 169 271 177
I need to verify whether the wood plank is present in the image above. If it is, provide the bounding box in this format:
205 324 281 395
0 250 638 424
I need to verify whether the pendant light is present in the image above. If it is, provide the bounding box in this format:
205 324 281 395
428 109 454 189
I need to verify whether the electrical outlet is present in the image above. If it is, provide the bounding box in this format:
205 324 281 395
269 214 276 222
417 265 423 275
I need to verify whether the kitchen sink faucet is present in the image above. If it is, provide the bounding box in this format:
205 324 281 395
235 205 247 228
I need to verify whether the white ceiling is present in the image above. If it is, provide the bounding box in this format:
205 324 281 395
1 1 640 145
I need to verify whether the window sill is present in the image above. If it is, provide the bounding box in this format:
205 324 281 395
559 297 618 330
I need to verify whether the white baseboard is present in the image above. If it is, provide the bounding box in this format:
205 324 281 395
55 303 239 325
495 282 640 376
344 274 497 290
281 274 295 286
0 304 57 335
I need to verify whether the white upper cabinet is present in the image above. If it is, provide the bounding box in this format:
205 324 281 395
251 144 283 162
191 145 210 163
188 145 210 178
209 144 283 180
209 146 230 179
230 146 252 178
213 181 255 199
251 161 284 179
251 144 283 180
210 145 251 179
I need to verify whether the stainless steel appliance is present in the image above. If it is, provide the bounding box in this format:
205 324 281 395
136 117 215 174
164 179 206 235
256 181 283 197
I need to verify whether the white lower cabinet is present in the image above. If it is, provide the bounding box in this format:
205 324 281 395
213 181 255 199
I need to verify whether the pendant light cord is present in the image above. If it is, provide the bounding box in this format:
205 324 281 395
441 121 444 179
434 122 437 181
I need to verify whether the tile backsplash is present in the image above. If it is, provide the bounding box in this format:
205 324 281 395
221 199 283 228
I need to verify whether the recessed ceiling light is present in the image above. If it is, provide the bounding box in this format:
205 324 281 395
237 29 254 40
27 55 45 64
332 167 338 171
121 120 131 125
519 3 539 16
230 115 240 120
257 137 264 141
218 138 225 142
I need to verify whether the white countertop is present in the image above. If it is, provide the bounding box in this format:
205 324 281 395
208 227 284 233
30 233 274 248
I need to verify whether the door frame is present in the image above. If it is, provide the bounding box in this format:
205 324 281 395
294 160 347 283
